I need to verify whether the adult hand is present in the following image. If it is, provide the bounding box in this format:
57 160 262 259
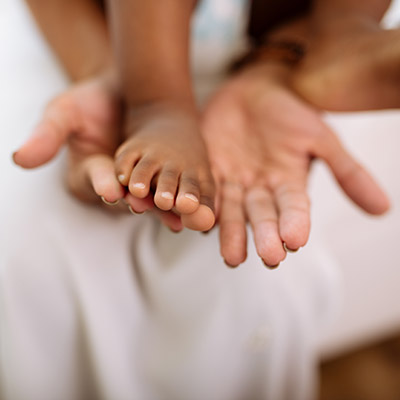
202 62 390 268
13 73 183 231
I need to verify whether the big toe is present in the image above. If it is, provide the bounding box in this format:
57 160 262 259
181 205 215 232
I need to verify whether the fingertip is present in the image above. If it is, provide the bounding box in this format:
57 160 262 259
283 242 299 253
124 193 154 213
224 259 240 268
365 191 391 215
101 196 120 206
280 225 309 251
220 222 247 267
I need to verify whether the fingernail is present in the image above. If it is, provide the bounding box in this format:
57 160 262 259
161 192 174 200
201 230 211 235
101 196 120 206
128 205 143 215
283 243 299 253
184 193 199 203
118 174 125 183
224 259 238 268
263 261 280 269
132 182 146 190
12 151 18 163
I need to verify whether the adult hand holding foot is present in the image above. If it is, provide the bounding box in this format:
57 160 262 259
13 54 390 269
201 61 390 268
12 71 184 232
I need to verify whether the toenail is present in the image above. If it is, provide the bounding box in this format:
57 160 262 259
132 182 146 190
118 174 126 183
101 196 119 206
283 243 299 253
161 192 174 200
183 193 198 203
263 261 280 269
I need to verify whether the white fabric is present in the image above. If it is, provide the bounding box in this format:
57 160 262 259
0 1 342 399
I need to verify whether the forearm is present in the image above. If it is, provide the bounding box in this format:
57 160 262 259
25 0 112 81
312 0 391 22
106 0 197 108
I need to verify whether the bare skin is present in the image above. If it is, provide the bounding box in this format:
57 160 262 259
17 0 392 267
106 0 216 231
115 104 216 231
279 0 396 111
293 17 400 111
202 62 390 267
13 73 184 232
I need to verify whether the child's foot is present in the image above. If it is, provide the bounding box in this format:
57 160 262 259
293 19 400 111
115 104 215 231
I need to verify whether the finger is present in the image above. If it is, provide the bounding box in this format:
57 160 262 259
218 182 247 267
315 127 390 215
245 186 286 268
85 155 126 203
124 193 183 232
13 96 79 168
124 192 155 214
273 181 311 251
67 153 125 204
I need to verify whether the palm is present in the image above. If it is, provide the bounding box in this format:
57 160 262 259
202 64 389 267
60 79 121 159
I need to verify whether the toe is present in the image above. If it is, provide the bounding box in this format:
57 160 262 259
154 165 180 210
181 204 215 231
128 156 160 198
114 148 141 187
176 171 200 214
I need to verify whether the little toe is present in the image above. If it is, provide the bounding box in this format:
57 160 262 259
181 204 215 231
128 156 159 198
154 166 180 210
176 171 200 214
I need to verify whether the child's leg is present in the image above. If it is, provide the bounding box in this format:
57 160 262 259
107 0 216 231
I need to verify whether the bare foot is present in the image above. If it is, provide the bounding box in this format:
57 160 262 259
115 103 215 231
293 17 400 111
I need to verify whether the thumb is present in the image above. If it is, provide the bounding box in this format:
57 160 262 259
13 96 80 169
315 126 390 215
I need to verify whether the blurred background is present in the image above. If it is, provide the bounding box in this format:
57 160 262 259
1 0 400 398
